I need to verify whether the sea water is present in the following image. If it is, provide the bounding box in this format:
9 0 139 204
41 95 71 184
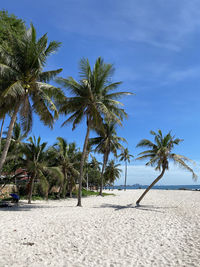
111 185 200 190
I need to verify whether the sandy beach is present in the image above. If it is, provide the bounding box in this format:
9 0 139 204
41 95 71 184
0 190 200 267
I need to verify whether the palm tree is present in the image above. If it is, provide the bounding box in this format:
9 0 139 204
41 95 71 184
104 160 122 190
57 57 132 206
118 148 134 191
9 122 27 149
90 122 126 196
0 24 63 176
20 136 62 203
49 137 80 198
136 130 197 206
87 155 102 190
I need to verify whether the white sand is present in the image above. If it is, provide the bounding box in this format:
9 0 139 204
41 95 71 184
0 190 200 267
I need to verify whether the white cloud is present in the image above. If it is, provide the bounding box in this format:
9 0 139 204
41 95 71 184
56 0 200 51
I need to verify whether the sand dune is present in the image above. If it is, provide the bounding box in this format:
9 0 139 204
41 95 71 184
0 190 200 267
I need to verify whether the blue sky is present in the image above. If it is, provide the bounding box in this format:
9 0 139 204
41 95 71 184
1 0 200 185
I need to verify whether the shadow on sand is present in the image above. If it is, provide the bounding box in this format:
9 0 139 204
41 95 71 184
95 203 177 213
0 201 77 211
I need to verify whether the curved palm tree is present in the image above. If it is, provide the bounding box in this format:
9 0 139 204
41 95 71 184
136 130 197 206
57 57 132 206
104 160 122 190
118 148 134 191
0 24 63 175
90 122 126 196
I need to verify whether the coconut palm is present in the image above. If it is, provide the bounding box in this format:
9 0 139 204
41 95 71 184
136 130 197 206
118 148 134 191
87 155 102 190
57 57 132 206
8 122 27 149
20 136 62 203
104 160 122 190
48 137 80 198
0 24 63 175
90 122 126 196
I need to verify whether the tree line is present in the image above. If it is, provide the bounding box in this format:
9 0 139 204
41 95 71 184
0 11 197 207
0 11 133 205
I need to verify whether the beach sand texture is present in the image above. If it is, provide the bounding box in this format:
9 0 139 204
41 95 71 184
0 190 200 267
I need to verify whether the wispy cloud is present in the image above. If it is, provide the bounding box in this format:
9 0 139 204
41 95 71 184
168 66 200 82
56 0 200 51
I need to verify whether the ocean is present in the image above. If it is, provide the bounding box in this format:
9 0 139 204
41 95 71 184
111 185 200 190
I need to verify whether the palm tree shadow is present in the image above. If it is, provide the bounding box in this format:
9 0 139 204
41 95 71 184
96 203 174 213
135 205 165 213
97 203 134 211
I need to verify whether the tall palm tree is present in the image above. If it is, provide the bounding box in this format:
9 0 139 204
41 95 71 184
90 122 126 196
57 57 132 206
118 148 134 191
136 130 197 206
104 159 122 189
0 24 63 176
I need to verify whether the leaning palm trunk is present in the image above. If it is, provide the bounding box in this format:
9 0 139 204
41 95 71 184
0 103 20 176
0 115 5 152
124 160 127 191
77 119 91 207
136 167 166 206
99 153 108 196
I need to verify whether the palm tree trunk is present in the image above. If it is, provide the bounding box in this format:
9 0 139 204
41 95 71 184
0 116 5 152
69 179 73 198
86 172 89 191
99 153 108 196
28 174 36 204
136 167 166 206
62 172 68 199
0 103 20 176
77 118 91 207
124 160 127 191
